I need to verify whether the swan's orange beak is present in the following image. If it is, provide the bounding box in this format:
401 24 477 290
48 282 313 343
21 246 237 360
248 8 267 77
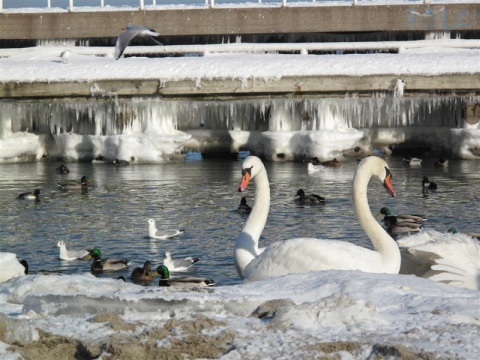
383 172 395 197
238 170 252 192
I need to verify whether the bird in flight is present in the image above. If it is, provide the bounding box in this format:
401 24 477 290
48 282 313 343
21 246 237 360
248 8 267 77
115 25 162 60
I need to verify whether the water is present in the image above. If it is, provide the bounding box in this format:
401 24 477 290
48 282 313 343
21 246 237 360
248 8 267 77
0 155 479 286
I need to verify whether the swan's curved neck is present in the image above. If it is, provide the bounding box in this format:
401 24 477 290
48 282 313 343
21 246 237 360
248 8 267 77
353 165 400 272
234 168 270 278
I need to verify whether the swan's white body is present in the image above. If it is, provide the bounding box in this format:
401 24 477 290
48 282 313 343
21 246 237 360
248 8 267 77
162 251 200 272
147 219 184 240
0 252 26 283
397 230 480 290
234 156 400 281
57 241 88 261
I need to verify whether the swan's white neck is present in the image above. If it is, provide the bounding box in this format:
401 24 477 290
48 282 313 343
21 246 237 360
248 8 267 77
234 167 270 278
353 163 401 273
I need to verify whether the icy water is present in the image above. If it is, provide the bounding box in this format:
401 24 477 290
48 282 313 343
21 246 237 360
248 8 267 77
0 155 479 286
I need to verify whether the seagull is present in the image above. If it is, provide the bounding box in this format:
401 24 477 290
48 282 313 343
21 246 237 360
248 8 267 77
147 219 184 240
57 241 89 261
162 251 200 272
114 25 162 60
60 50 70 64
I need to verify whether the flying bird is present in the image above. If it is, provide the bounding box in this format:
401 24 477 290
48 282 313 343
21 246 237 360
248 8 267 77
115 25 162 60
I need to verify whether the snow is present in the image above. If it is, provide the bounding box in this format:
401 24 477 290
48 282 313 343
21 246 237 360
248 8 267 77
0 269 478 358
1 42 479 82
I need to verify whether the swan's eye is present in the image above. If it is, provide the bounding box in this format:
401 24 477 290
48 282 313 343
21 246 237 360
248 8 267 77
385 167 392 179
242 166 253 177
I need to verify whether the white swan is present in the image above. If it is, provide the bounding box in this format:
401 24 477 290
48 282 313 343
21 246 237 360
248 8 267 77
397 230 480 290
57 240 89 261
147 219 184 240
162 251 200 272
234 155 400 281
0 252 26 283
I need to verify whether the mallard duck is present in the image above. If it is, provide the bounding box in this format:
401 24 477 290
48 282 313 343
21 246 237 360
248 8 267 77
238 197 252 214
57 240 88 261
85 248 129 272
305 157 322 165
162 251 200 272
321 158 341 167
422 176 438 190
386 217 423 236
448 228 480 241
403 157 422 166
16 189 40 201
113 159 130 167
57 176 90 190
434 158 449 167
0 252 26 282
295 189 325 205
130 260 157 283
147 219 184 240
156 265 215 288
377 207 426 223
56 164 70 174
19 260 62 275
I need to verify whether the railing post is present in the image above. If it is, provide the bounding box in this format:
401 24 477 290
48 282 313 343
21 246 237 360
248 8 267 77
48 0 51 8
210 0 215 8
140 0 144 10
101 0 104 7
68 0 74 12
282 0 287 7
0 0 3 13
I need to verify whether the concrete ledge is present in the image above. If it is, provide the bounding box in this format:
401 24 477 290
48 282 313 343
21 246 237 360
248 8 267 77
1 4 479 40
2 74 479 99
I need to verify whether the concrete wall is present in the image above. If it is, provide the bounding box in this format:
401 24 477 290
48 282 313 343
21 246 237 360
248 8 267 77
1 4 479 40
2 74 480 99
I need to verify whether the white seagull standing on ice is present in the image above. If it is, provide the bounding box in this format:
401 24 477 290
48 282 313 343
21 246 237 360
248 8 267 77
60 49 70 64
147 219 184 240
114 25 162 60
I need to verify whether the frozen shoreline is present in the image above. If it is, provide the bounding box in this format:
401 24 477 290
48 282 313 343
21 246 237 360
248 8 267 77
1 270 479 359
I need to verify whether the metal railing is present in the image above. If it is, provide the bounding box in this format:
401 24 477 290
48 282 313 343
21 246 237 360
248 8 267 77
1 0 356 12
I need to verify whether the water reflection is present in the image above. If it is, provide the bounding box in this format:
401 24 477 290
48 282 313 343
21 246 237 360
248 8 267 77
0 156 479 286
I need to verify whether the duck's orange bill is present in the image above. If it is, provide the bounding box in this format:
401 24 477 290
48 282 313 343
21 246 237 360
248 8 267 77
238 171 251 192
383 172 396 197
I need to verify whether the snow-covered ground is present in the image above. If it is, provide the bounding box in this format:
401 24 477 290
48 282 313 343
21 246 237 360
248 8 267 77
0 267 479 358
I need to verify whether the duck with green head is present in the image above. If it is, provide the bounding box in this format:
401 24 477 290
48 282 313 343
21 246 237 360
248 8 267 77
377 207 426 223
156 265 215 288
85 248 129 273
